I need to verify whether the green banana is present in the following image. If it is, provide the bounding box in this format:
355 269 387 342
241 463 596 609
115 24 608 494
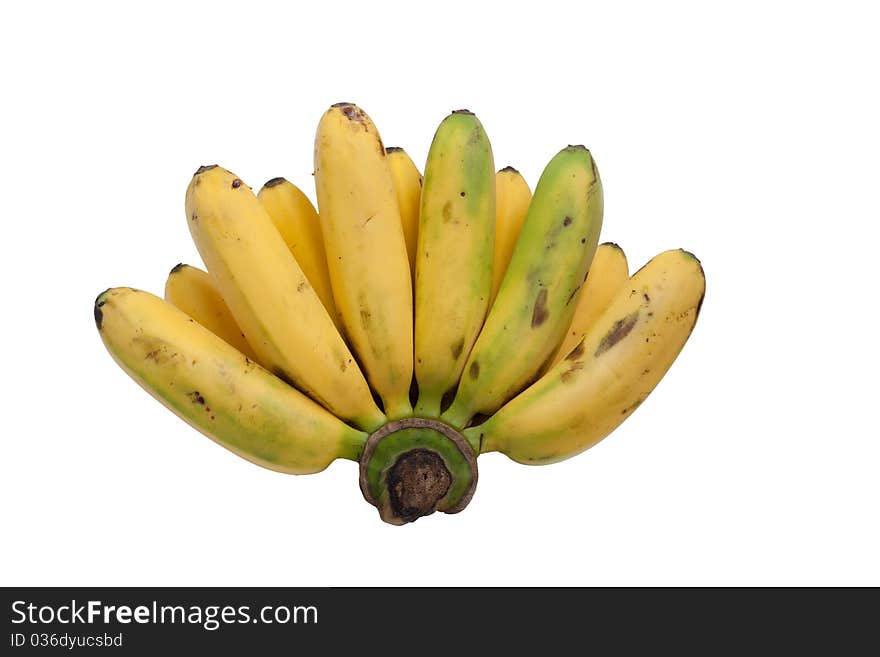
443 145 603 427
414 110 495 417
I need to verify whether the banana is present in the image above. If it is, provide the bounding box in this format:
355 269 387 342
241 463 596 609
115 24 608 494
443 146 603 428
490 167 531 306
257 177 339 325
463 249 705 464
413 110 495 417
385 147 422 281
185 164 384 431
549 242 628 367
314 103 414 420
164 263 260 363
94 288 367 473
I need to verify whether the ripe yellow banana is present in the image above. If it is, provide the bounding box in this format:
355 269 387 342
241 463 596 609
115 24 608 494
443 146 603 428
95 288 367 473
164 263 260 363
549 242 629 367
314 103 414 420
386 147 422 281
490 166 531 306
257 177 339 325
185 164 384 431
463 249 705 464
413 110 495 417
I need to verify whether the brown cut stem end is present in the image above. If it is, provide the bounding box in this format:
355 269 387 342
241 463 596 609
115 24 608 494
386 449 452 523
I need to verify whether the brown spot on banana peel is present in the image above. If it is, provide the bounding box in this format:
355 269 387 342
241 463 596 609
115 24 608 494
231 179 242 189
333 102 364 122
565 341 586 361
187 391 205 405
531 288 549 328
594 311 640 357
442 201 453 223
563 216 572 226
560 360 585 384
451 338 465 360
469 361 480 380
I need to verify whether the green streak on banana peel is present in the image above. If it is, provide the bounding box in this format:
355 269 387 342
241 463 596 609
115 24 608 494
359 418 478 525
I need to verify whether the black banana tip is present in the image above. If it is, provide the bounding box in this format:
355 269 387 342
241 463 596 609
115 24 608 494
94 288 112 330
263 177 287 188
385 146 403 153
169 263 188 275
452 108 474 115
600 241 622 251
499 166 519 174
194 164 218 175
331 101 355 108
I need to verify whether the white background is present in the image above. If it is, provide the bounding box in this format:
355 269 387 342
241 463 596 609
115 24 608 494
2 1 878 586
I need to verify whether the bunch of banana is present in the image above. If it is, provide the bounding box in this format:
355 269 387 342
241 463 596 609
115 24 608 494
95 102 705 525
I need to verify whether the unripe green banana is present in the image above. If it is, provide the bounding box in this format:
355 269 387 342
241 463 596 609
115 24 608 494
413 110 495 417
443 146 603 427
463 249 705 463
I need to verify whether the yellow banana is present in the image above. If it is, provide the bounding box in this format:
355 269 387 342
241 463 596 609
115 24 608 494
164 263 260 363
413 110 495 417
490 166 531 305
549 242 629 367
257 177 339 325
314 103 414 420
95 288 367 473
443 146 603 428
463 249 705 464
386 147 422 281
185 164 384 431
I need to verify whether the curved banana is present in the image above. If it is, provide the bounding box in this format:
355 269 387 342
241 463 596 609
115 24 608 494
185 164 384 431
386 147 422 281
463 249 705 464
490 167 531 306
314 103 414 420
549 242 628 367
413 110 495 417
95 288 367 474
164 263 260 363
443 146 603 428
257 177 339 324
